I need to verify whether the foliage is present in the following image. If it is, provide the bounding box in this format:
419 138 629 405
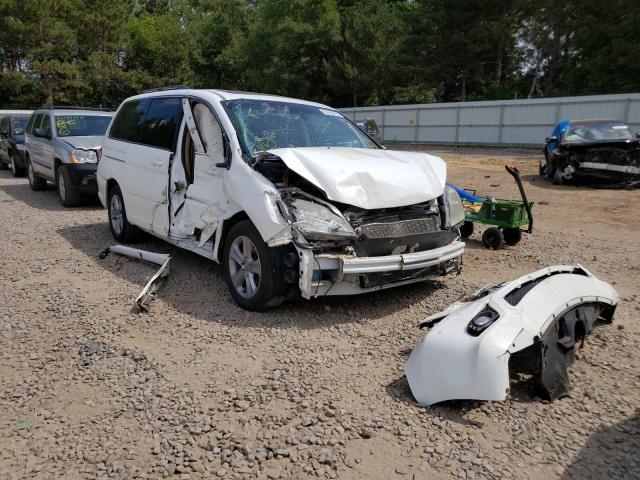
0 0 638 108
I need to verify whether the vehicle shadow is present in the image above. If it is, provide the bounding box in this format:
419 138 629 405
0 181 102 211
561 414 640 479
56 221 444 330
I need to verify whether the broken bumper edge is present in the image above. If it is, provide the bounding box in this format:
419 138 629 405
298 240 464 298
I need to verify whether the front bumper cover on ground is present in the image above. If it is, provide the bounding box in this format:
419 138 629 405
405 265 618 405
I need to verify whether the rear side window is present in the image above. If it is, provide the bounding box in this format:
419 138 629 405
109 99 150 143
138 98 183 150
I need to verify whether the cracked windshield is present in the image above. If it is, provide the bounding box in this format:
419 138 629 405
222 99 378 160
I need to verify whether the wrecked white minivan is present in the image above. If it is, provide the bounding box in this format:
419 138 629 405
97 88 465 310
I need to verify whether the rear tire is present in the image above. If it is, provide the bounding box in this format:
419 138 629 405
460 221 474 238
27 158 47 191
10 153 25 177
107 183 140 243
57 166 82 207
482 227 504 249
223 220 282 311
503 227 522 245
552 167 564 185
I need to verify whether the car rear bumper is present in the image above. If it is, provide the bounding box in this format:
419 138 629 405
297 240 465 298
62 163 98 194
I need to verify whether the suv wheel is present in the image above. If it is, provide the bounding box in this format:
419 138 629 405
108 183 139 243
10 153 25 177
27 158 47 191
57 166 82 207
223 220 282 311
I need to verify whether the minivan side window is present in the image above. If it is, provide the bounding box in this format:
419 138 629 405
138 97 183 150
109 99 150 143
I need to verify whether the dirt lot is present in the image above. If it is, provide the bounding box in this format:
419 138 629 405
0 147 638 480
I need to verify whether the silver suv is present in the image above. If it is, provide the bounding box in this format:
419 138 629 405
24 107 113 206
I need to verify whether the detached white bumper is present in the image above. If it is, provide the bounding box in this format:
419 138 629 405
297 241 464 298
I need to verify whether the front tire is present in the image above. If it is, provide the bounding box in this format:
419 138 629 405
482 227 504 249
108 183 140 243
460 221 474 238
223 220 282 311
27 158 47 191
10 153 25 177
57 166 82 207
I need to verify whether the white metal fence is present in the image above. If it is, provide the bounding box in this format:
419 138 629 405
340 93 640 146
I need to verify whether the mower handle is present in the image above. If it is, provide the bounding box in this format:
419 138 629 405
504 163 533 234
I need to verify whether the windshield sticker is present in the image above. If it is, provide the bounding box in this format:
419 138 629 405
319 108 342 117
56 117 77 136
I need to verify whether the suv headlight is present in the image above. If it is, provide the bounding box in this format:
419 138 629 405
70 148 98 164
290 198 356 240
443 185 465 228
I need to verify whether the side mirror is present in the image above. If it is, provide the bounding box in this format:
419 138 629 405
545 136 558 143
34 128 50 139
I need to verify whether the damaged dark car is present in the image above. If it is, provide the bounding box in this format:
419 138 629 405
541 119 640 186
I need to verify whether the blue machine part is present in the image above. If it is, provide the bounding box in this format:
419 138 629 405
547 120 570 154
447 183 482 203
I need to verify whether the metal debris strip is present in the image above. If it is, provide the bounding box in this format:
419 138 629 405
99 245 171 312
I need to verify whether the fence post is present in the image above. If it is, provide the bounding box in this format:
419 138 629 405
454 105 461 145
623 98 631 123
381 109 386 142
498 103 505 146
554 100 561 123
414 108 419 142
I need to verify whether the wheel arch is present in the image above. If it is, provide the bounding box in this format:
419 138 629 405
216 211 251 262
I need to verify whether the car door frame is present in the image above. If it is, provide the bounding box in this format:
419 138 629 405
166 97 231 258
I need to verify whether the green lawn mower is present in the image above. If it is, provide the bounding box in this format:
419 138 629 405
458 164 534 249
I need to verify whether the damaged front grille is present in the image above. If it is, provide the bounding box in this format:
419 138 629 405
361 217 440 239
352 210 455 257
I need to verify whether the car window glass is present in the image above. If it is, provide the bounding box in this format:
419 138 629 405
222 99 377 160
40 114 52 136
0 117 8 135
27 114 36 133
55 115 111 137
110 99 150 142
12 119 27 135
31 114 44 133
139 97 183 150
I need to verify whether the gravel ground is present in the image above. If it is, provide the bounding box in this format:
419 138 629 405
0 148 638 480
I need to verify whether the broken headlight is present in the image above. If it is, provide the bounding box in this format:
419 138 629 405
443 185 465 228
290 198 356 241
466 306 499 336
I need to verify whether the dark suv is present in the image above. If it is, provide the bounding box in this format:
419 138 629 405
0 112 31 176
24 107 113 206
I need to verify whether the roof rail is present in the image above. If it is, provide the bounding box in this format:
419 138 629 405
141 85 192 94
36 106 114 112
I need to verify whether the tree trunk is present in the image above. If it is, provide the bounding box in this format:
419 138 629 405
527 62 539 98
460 70 466 102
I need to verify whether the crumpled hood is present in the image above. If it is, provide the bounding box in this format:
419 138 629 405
59 135 104 150
266 147 447 209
